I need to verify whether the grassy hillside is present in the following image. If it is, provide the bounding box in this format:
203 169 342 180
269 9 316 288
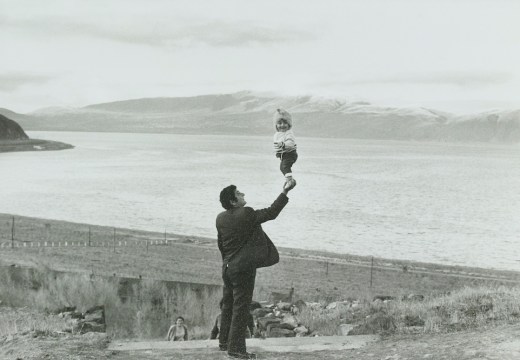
1 213 518 303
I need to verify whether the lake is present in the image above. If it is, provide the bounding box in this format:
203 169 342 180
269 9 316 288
1 131 519 271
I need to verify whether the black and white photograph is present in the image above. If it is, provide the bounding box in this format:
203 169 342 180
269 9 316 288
1 0 519 359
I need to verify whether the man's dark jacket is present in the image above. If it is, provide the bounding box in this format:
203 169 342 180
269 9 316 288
216 193 288 273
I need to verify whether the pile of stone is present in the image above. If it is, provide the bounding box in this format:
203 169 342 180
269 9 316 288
56 305 106 334
253 293 425 338
253 299 359 338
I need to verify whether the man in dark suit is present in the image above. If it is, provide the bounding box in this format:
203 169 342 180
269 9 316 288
216 181 296 359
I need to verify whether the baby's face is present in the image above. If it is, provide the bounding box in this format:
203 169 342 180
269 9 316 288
276 119 290 132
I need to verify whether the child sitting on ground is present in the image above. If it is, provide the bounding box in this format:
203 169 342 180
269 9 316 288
273 108 298 189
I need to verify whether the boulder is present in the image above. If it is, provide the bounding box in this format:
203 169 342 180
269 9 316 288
276 302 292 311
292 299 307 314
281 314 299 329
253 308 273 319
293 325 309 336
267 322 294 333
257 317 280 331
326 302 338 309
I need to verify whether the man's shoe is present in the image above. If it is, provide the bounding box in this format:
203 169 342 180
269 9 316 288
227 351 257 359
219 344 227 351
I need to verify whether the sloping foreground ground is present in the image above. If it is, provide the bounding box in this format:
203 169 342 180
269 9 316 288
1 324 520 359
108 335 378 353
109 324 520 360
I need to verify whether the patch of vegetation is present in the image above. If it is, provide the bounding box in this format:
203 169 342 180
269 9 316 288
300 286 520 336
0 264 221 340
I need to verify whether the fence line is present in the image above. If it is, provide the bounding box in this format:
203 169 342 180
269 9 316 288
0 215 183 251
0 238 176 249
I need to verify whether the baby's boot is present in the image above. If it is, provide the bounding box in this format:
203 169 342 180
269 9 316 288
284 173 294 189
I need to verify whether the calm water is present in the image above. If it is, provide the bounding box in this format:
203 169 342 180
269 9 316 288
1 131 519 271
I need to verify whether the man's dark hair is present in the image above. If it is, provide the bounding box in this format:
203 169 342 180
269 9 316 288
220 185 237 210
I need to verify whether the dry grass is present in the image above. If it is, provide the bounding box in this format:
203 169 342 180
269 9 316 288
289 285 520 337
0 307 76 337
0 264 222 340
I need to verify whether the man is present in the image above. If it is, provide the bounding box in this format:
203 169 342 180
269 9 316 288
216 181 296 359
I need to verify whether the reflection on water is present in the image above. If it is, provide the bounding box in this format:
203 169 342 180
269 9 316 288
1 131 519 271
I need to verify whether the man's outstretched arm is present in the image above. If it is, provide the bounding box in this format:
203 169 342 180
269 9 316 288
252 180 296 225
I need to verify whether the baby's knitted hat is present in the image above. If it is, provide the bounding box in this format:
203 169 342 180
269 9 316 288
273 108 293 130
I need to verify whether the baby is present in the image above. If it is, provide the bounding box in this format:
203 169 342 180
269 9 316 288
273 108 298 189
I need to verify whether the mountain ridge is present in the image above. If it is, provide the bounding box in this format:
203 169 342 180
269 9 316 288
2 92 519 143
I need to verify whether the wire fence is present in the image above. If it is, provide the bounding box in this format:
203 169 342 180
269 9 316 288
0 214 178 251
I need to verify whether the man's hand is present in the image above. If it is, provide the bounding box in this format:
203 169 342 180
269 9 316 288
282 179 296 194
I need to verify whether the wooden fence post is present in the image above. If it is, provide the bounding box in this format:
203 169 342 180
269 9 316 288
113 228 116 252
11 216 15 248
88 226 91 247
370 256 374 289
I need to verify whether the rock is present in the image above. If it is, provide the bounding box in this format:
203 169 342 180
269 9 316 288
253 308 273 318
326 302 338 309
337 323 355 336
267 322 294 334
292 299 307 313
257 317 281 330
281 314 299 329
293 325 309 336
276 302 292 311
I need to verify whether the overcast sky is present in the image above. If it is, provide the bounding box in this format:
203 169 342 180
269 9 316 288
1 0 519 113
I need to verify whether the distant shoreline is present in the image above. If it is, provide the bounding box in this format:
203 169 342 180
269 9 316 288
0 138 74 153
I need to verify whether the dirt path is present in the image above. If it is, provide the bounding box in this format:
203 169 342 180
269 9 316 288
2 324 519 359
111 324 520 360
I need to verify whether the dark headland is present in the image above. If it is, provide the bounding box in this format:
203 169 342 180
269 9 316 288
0 113 73 153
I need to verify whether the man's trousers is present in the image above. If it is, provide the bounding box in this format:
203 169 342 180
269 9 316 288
219 265 256 354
